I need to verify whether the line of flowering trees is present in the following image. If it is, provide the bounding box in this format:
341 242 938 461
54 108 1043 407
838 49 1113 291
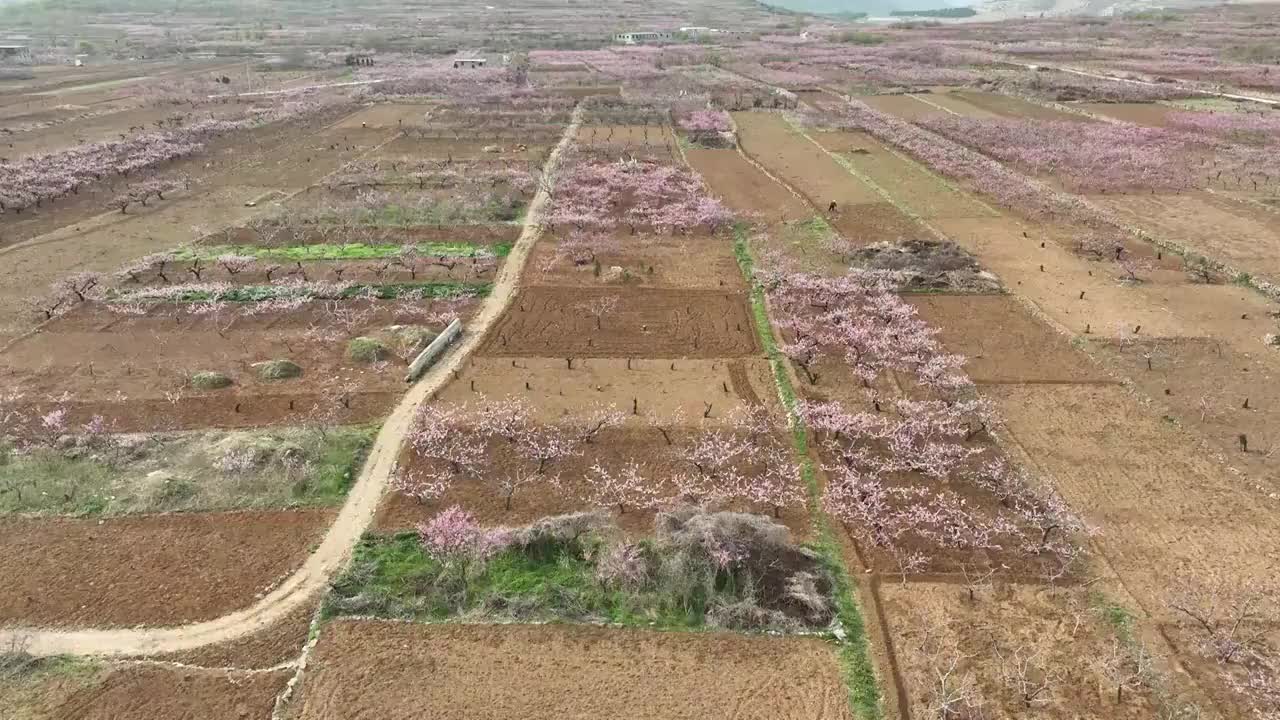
817 100 1157 262
763 264 1091 579
394 397 806 519
917 114 1279 194
110 175 191 214
1 96 332 215
356 59 540 101
814 99 1280 291
1 130 204 214
678 109 733 146
547 153 733 235
981 69 1194 103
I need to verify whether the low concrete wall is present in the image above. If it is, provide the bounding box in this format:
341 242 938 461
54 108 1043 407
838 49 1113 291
404 318 462 382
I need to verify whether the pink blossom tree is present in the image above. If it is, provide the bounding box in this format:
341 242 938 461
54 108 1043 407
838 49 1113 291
584 459 662 513
418 505 512 602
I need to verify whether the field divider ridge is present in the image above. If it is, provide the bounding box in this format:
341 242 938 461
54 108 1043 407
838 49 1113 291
731 223 886 720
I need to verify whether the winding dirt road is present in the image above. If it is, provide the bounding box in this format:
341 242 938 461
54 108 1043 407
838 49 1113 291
0 104 583 658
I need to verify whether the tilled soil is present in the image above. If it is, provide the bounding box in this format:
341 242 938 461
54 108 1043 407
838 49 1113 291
946 89 1086 121
991 383 1280 622
45 665 291 720
0 509 333 627
905 293 1114 384
434 357 779 425
479 286 760 358
684 147 811 223
1090 336 1280 489
1077 101 1176 126
859 93 946 122
808 129 996 222
526 230 746 290
732 112 882 208
1 301 451 432
293 620 852 720
1092 191 1280 282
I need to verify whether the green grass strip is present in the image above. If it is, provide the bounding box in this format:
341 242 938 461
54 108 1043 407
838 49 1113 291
175 242 512 262
112 281 491 304
733 222 883 720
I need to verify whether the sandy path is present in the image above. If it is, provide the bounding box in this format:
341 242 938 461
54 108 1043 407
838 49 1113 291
0 104 583 657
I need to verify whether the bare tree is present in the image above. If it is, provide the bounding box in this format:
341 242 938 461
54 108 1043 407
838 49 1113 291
993 639 1058 709
1168 572 1275 664
960 563 996 603
1092 638 1154 704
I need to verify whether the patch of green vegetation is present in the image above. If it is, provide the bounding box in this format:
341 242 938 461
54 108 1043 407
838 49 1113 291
0 426 376 516
347 336 390 363
328 530 730 628
325 504 837 634
190 371 233 390
256 359 303 380
0 652 101 720
302 426 378 502
793 214 835 248
732 223 882 720
1090 591 1136 640
0 653 98 681
0 451 117 516
176 242 512 262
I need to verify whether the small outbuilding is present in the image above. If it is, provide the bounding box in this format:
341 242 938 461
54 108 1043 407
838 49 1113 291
612 31 674 45
0 45 31 62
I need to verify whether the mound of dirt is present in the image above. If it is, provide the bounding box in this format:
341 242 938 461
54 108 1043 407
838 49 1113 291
847 239 1000 292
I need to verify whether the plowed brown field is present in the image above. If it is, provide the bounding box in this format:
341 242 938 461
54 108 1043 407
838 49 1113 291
0 509 332 627
292 620 852 720
480 287 759 358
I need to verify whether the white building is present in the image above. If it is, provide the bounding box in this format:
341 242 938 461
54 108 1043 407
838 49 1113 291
612 31 674 45
452 57 487 69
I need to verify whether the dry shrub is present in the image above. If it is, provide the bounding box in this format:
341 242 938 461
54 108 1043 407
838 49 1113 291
654 508 835 628
844 239 1001 292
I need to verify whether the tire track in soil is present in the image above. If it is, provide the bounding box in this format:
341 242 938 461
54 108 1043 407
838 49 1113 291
0 103 585 658
727 360 763 407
